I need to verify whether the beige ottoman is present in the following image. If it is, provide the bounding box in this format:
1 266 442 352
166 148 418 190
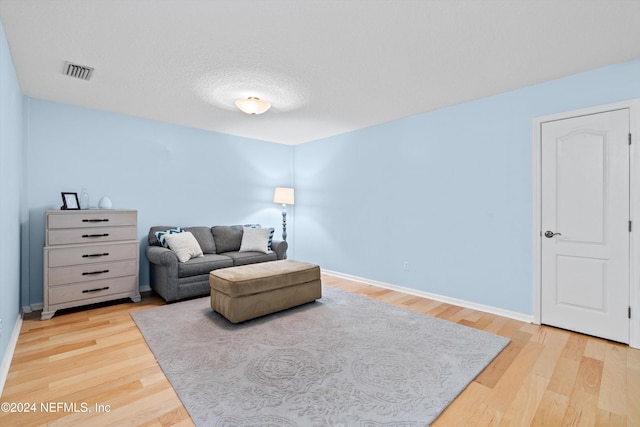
209 259 321 323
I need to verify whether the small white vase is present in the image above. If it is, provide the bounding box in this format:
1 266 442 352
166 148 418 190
98 196 112 209
79 188 90 210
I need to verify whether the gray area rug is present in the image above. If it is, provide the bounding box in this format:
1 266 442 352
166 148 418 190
132 285 510 426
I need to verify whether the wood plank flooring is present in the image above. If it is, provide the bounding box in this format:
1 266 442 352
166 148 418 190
0 274 638 426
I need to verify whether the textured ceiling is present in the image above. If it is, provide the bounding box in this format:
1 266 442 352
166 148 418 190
1 0 640 145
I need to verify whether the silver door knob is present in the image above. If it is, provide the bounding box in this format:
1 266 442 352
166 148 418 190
544 231 561 238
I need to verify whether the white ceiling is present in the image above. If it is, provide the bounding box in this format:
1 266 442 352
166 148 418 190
1 0 640 145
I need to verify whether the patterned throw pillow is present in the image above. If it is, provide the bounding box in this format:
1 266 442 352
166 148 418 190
155 227 184 248
244 224 275 250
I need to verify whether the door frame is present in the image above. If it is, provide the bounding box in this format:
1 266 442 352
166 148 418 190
532 99 640 349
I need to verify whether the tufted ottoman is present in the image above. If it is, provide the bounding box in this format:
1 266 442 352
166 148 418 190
209 259 321 323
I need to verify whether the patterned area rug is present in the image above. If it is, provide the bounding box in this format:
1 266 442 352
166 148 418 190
132 285 509 426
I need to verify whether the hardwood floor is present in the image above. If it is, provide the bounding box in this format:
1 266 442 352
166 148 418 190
1 274 638 426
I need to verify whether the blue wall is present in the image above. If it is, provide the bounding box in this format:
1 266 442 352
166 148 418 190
24 99 293 307
0 19 23 372
294 59 640 315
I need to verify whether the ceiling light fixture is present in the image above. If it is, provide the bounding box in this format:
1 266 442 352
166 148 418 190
235 97 271 115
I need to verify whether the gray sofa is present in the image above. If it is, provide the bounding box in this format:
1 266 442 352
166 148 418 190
146 225 287 302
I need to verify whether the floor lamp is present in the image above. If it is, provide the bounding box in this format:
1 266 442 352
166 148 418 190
273 187 295 242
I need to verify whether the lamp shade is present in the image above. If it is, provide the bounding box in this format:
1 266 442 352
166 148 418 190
273 187 294 205
235 97 271 115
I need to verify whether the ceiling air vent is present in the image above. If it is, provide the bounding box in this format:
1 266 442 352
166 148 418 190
63 61 94 80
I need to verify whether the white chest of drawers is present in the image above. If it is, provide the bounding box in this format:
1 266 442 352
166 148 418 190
42 209 141 320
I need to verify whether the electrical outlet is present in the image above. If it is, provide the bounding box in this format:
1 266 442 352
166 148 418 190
403 261 410 271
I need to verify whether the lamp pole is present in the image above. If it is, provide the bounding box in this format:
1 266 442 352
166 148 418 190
281 203 288 242
273 187 294 248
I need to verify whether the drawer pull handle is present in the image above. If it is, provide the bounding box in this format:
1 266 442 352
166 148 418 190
82 286 110 293
82 219 110 222
82 269 110 276
82 252 110 258
82 233 109 238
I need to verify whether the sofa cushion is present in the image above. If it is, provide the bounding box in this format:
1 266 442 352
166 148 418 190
221 251 277 266
164 231 204 263
239 226 271 253
184 226 216 254
178 254 234 278
212 225 243 253
153 227 184 248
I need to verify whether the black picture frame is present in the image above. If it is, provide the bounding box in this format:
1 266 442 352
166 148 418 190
61 192 80 210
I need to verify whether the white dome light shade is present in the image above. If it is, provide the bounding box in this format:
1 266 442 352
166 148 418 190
235 97 271 114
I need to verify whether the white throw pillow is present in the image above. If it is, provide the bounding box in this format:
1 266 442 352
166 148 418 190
164 231 204 263
239 226 271 254
244 224 275 249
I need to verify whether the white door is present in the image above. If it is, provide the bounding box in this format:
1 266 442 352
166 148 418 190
541 109 630 343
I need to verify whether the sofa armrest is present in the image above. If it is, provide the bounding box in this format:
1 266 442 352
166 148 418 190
146 245 179 268
145 246 180 302
271 239 288 260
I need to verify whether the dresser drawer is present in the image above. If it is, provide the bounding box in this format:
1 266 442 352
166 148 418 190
47 211 137 229
48 226 137 246
48 260 138 286
47 242 138 268
48 276 137 305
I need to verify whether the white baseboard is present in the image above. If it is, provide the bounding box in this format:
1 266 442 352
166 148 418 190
0 313 23 398
322 269 534 324
139 284 152 293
